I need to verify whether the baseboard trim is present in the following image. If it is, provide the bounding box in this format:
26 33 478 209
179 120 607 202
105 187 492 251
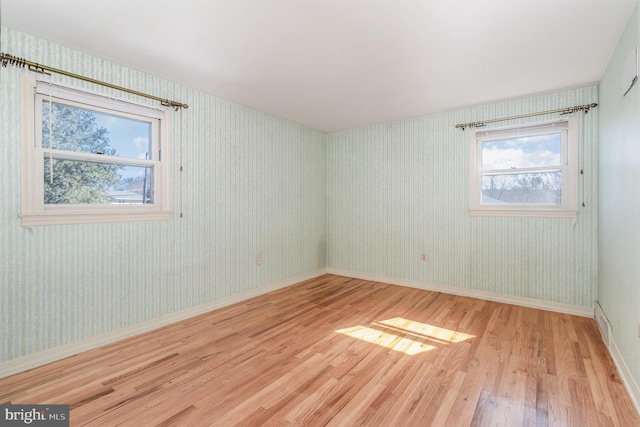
0 269 327 379
594 301 612 346
326 268 594 318
607 326 640 416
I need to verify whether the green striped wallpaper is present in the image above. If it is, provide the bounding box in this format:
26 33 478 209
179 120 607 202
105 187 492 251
0 27 327 362
598 3 640 395
327 87 598 307
1 24 602 368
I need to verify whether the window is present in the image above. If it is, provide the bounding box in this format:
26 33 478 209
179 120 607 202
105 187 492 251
20 75 171 225
468 118 578 218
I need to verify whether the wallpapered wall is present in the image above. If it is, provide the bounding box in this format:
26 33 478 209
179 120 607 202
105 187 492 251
598 2 640 396
1 25 601 367
327 87 598 308
0 27 327 363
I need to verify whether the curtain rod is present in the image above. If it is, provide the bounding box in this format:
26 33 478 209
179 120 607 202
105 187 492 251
455 103 597 130
1 52 188 110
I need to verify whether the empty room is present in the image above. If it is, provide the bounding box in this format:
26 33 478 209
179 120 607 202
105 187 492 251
1 0 640 425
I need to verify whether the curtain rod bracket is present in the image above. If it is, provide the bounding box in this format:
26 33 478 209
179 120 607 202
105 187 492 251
1 53 48 75
455 122 485 130
161 100 189 111
29 64 50 75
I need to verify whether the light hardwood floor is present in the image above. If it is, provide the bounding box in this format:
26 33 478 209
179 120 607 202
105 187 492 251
1 274 639 426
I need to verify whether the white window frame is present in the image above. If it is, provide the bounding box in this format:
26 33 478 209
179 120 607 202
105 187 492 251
19 75 172 226
468 117 578 218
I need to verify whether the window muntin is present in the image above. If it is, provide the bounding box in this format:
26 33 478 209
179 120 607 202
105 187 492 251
469 119 577 218
20 75 171 225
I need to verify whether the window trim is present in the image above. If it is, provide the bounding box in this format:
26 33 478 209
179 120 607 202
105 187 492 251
468 117 578 218
19 75 172 226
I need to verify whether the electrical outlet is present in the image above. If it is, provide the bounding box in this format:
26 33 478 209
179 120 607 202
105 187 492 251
420 253 427 263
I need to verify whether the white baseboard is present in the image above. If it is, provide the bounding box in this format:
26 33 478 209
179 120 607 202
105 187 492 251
326 268 594 318
604 321 640 416
594 301 612 346
6 268 634 414
0 269 327 379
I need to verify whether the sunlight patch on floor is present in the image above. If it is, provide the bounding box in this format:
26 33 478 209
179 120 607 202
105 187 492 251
336 317 475 355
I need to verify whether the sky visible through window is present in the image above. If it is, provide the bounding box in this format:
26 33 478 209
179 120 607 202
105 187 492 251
94 112 151 179
482 133 562 170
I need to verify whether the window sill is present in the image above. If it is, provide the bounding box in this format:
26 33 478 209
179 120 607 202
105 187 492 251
19 210 172 226
469 209 577 219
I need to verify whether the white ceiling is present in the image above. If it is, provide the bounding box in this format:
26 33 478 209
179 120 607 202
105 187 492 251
1 0 637 132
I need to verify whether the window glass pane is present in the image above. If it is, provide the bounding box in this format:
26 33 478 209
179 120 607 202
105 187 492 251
481 172 562 205
44 158 153 205
42 101 152 159
482 133 562 170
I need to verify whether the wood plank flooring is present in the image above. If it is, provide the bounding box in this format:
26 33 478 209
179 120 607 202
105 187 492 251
1 274 639 426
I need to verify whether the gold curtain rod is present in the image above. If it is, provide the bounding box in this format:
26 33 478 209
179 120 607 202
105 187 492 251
1 52 188 110
455 103 597 130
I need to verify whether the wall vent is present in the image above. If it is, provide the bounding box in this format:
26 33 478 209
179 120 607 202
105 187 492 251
595 301 612 347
